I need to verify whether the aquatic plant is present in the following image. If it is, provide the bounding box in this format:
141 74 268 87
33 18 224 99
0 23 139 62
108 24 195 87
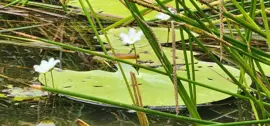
120 28 143 45
0 0 270 125
33 58 60 74
34 58 60 88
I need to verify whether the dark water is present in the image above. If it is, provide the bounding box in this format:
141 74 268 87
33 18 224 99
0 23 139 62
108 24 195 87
0 45 256 125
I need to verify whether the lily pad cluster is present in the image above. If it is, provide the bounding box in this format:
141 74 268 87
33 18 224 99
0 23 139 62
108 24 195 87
36 25 253 107
35 1 254 107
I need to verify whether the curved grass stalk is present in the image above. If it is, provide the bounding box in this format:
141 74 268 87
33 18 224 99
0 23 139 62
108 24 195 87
130 72 149 126
128 0 270 60
227 49 269 117
177 0 197 104
183 28 270 113
181 24 270 65
171 21 179 115
2 0 270 123
188 37 196 104
241 1 268 116
3 0 21 7
32 85 216 125
219 0 224 61
205 119 270 126
84 0 136 106
103 0 172 31
77 0 107 54
231 0 260 30
124 0 201 119
228 49 270 98
208 1 270 19
171 0 211 32
179 27 194 103
222 12 266 38
234 23 262 122
33 85 270 125
183 0 218 31
245 0 257 50
132 0 267 38
4 0 63 9
0 24 51 33
259 0 270 47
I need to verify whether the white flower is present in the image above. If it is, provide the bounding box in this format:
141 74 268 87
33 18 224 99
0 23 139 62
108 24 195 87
33 58 60 73
156 8 175 21
120 28 143 45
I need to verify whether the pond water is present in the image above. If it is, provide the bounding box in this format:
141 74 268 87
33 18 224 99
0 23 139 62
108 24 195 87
0 45 255 125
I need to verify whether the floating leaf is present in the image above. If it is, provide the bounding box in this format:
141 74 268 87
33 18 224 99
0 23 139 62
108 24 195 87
100 27 198 46
98 27 199 66
68 0 200 21
109 46 198 66
38 62 251 107
1 86 48 101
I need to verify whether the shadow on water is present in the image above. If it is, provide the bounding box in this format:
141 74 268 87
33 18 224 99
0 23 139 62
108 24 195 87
0 45 257 125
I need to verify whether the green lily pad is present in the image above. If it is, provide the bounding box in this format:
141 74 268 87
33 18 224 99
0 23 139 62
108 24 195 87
38 62 251 107
100 27 198 46
1 86 48 101
98 27 199 66
110 46 198 66
68 0 200 21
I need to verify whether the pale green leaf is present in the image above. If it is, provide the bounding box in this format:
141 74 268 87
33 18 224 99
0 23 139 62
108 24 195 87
38 62 251 107
68 0 200 21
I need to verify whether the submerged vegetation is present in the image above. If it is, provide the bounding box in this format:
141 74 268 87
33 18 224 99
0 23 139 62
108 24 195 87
0 0 270 125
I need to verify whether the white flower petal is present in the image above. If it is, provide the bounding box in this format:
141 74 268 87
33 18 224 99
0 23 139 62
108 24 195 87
54 59 60 64
34 65 47 73
120 33 131 44
128 28 136 37
48 58 59 69
33 65 40 72
133 30 143 42
48 58 55 64
40 60 48 66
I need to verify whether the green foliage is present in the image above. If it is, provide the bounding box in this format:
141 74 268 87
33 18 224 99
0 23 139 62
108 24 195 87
2 0 270 124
